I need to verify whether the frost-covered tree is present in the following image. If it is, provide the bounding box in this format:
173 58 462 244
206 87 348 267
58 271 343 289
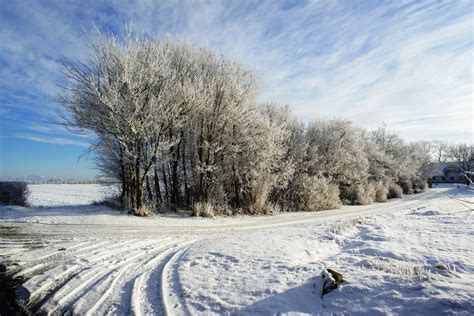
58 32 285 215
59 34 206 214
431 141 448 163
366 125 433 195
305 119 370 204
448 144 474 173
58 31 438 216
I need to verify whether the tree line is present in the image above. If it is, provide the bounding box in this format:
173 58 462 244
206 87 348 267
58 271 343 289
432 142 474 174
59 34 437 217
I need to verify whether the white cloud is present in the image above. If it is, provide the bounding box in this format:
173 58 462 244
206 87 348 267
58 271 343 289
1 0 472 143
16 134 89 147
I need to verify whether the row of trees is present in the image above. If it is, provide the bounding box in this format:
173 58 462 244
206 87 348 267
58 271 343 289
432 142 474 174
59 34 434 216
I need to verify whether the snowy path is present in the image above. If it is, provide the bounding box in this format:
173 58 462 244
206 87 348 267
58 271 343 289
1 185 438 237
0 184 473 314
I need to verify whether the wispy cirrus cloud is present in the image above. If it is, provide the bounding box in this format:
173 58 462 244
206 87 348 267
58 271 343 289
0 1 472 155
15 134 89 148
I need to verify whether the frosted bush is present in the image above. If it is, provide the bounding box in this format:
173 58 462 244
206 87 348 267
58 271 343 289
247 177 272 215
398 179 413 195
412 179 427 193
340 181 375 205
387 183 403 199
193 202 215 218
133 206 154 217
374 182 388 202
295 176 341 212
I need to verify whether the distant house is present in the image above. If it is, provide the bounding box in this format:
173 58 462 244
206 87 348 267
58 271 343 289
430 162 470 183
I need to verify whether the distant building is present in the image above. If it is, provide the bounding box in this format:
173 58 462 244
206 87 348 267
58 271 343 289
430 162 472 183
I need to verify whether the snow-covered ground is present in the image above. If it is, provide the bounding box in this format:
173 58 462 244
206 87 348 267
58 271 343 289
0 184 472 315
27 184 119 207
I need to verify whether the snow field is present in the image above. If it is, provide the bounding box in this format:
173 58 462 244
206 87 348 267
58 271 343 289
27 184 119 207
0 184 472 314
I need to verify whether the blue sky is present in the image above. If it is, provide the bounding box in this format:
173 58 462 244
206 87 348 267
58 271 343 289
0 0 472 178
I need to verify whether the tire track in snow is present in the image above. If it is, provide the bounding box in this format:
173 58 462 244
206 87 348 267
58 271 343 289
17 238 136 280
23 237 195 315
22 239 147 312
22 264 85 312
18 239 159 314
160 246 193 316
38 242 155 314
130 240 196 316
10 240 107 277
11 239 128 283
73 238 177 315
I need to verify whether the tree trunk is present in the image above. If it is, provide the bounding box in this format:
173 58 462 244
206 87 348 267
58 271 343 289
181 133 190 206
231 126 239 207
154 165 162 202
162 164 169 203
146 175 153 202
198 118 205 201
135 136 143 212
232 162 240 207
171 146 181 211
168 128 181 211
119 148 127 204
129 163 136 210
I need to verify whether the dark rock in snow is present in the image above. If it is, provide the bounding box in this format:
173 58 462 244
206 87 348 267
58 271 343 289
327 268 343 285
320 268 343 296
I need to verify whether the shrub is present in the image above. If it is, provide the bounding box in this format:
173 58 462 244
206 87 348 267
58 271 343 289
132 206 153 217
374 182 388 202
243 175 282 215
247 177 272 215
295 176 341 212
193 202 215 218
413 180 427 192
387 183 403 199
0 182 29 206
248 202 280 215
340 181 375 205
398 179 413 195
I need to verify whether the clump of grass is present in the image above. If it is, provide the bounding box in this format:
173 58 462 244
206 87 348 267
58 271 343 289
363 257 431 281
329 217 373 235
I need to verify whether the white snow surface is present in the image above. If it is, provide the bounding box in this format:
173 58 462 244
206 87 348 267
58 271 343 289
27 184 119 207
0 184 473 315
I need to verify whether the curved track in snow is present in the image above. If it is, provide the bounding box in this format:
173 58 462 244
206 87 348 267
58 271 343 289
1 236 196 315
